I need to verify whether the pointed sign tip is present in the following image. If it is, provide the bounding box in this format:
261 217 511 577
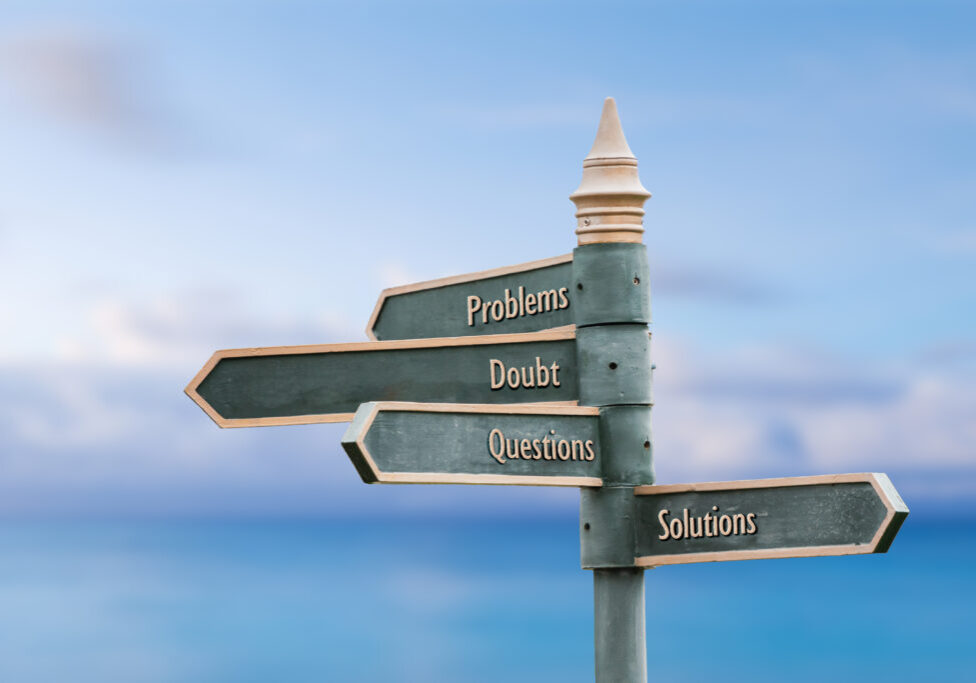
585 97 635 160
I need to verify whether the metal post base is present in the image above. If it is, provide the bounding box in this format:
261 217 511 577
594 568 647 683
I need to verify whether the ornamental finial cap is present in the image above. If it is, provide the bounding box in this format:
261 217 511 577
570 98 651 245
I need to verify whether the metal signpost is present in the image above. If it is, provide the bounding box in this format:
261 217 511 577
342 402 602 486
187 329 578 427
368 254 574 340
187 98 908 682
632 473 907 567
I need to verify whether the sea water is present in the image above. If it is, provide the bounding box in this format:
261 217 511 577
0 512 971 682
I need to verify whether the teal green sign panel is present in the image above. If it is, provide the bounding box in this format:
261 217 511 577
368 254 573 341
632 473 907 566
186 329 578 427
342 402 603 486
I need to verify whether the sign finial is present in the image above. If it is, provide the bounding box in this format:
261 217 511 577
570 97 651 245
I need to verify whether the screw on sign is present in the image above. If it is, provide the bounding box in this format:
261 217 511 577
186 98 908 683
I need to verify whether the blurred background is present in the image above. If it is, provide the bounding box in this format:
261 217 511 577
0 1 973 681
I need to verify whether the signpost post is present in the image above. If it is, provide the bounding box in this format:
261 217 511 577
186 97 908 682
569 97 655 683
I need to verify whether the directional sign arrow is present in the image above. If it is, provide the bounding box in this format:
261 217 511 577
186 329 578 427
632 473 908 566
368 254 573 341
342 402 602 486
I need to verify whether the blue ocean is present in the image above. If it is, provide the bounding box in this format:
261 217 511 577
0 513 971 682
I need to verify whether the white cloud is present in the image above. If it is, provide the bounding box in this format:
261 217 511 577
799 374 976 469
931 229 976 255
48 288 360 369
375 262 423 290
0 325 973 516
651 338 976 493
0 23 168 144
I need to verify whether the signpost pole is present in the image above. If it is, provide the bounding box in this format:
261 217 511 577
572 98 654 683
593 567 647 682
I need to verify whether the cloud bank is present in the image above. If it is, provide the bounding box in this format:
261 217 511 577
0 292 971 518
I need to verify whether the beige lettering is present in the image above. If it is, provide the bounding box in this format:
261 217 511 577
506 367 520 389
659 507 759 540
488 429 506 464
489 359 505 390
490 300 504 322
557 440 570 460
487 428 595 467
658 509 671 540
571 439 584 460
550 361 561 387
537 289 556 312
535 357 550 387
505 439 518 460
466 296 482 327
463 282 571 327
488 358 562 391
505 289 519 319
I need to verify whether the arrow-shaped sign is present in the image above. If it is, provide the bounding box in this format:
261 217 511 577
632 473 907 566
368 254 573 341
186 329 578 427
342 402 602 486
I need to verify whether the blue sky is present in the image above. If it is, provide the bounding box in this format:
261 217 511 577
0 0 973 517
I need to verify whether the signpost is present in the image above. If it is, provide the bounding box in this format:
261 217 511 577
631 473 908 567
186 329 577 427
186 98 908 683
342 402 602 486
368 254 574 340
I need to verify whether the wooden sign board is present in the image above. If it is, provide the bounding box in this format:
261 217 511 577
186 329 579 427
633 473 907 567
342 402 602 486
368 254 573 341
